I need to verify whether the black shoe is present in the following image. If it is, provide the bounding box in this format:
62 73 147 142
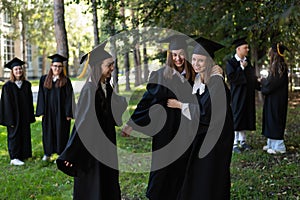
232 146 241 153
240 142 252 151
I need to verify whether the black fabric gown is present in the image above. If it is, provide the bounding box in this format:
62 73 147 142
127 67 196 200
177 75 234 200
226 57 260 131
57 82 127 200
36 75 74 155
261 71 288 140
0 80 35 160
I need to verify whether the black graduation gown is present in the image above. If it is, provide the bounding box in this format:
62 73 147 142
36 75 74 155
0 81 35 160
226 57 260 131
261 71 288 140
57 82 127 200
177 75 234 200
128 67 196 200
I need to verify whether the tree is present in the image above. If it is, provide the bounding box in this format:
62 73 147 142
54 0 69 75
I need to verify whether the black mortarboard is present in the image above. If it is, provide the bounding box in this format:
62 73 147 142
232 37 248 48
79 41 112 65
271 43 289 56
48 54 68 63
192 37 225 59
77 41 113 78
4 57 25 70
158 34 190 50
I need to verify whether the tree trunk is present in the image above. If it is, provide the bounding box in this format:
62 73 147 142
42 48 47 75
124 52 131 91
91 0 99 46
120 0 130 91
143 42 149 83
53 0 69 76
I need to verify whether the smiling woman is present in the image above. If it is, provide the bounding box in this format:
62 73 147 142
36 54 75 162
0 57 36 166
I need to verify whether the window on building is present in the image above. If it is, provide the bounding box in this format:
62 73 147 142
3 10 12 24
3 38 14 78
27 43 32 69
3 38 14 63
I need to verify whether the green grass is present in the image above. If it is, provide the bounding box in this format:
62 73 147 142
0 90 299 199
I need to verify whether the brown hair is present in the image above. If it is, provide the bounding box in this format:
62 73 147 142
268 48 288 77
9 67 26 82
44 65 67 89
163 49 195 81
202 56 216 84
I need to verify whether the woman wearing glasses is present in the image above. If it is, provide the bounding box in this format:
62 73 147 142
36 54 75 162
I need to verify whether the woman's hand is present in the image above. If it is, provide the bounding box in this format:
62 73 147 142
64 160 73 167
167 99 182 109
121 124 132 137
211 65 223 76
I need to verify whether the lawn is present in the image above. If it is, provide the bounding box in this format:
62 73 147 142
0 90 299 199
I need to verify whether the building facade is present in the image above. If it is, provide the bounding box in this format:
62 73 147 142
0 9 42 80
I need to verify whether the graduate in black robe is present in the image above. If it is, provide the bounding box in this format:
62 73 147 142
261 43 289 154
0 58 35 165
226 37 261 153
57 41 127 200
167 38 234 199
36 54 74 161
122 34 197 200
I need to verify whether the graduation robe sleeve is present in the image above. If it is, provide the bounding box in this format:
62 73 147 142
0 83 15 126
226 58 247 85
64 78 75 118
56 84 96 177
36 75 46 116
128 70 166 130
261 72 286 95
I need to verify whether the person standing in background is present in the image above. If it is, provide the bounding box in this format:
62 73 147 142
261 43 289 154
0 58 35 166
226 37 261 153
36 54 74 161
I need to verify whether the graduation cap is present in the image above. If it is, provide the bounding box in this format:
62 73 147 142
4 57 25 70
48 54 68 63
271 43 289 57
232 37 248 48
79 41 112 65
77 41 112 78
158 34 190 50
192 37 225 59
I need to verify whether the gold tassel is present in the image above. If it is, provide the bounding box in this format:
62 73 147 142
77 53 90 79
63 66 67 76
277 43 284 57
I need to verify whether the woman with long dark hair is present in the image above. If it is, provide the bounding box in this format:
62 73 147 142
36 54 74 161
261 43 289 154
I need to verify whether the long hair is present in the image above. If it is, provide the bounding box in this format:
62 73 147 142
9 67 26 82
202 56 216 84
164 49 195 81
44 66 67 89
268 48 288 77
